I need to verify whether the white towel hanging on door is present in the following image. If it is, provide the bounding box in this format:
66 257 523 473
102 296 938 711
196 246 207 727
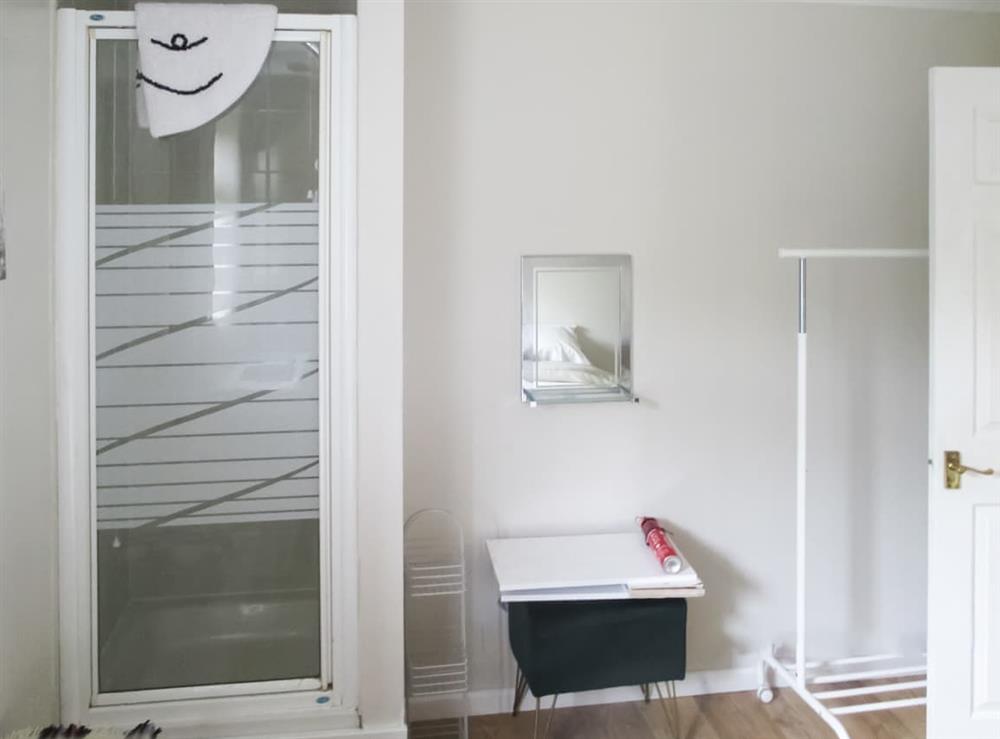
134 2 277 138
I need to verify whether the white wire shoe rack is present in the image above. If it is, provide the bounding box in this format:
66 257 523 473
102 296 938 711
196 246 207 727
758 249 929 739
405 509 469 739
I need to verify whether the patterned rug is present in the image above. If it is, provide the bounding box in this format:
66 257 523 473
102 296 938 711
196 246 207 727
2 722 162 739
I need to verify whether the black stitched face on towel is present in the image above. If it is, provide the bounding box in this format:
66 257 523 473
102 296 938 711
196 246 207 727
138 32 222 96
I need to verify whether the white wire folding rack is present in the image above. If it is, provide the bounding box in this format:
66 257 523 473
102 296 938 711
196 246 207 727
759 248 929 739
405 509 469 739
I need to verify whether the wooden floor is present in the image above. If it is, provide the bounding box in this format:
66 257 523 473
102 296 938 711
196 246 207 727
467 686 927 739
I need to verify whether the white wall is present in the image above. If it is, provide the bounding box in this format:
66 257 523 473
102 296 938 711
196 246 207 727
403 0 1000 705
0 0 60 731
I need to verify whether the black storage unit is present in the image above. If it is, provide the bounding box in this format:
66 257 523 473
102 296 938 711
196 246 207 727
507 598 687 698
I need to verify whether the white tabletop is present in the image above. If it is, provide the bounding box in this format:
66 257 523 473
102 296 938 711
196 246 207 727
486 532 705 603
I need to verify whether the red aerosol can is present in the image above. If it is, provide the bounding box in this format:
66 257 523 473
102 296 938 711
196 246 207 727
637 516 683 574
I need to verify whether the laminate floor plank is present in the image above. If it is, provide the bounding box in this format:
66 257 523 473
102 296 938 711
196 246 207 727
821 681 925 739
463 687 926 739
541 702 604 739
604 702 658 739
695 691 800 739
758 688 835 739
635 690 722 739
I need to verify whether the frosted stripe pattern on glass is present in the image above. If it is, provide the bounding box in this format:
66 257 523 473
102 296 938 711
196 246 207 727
95 203 320 530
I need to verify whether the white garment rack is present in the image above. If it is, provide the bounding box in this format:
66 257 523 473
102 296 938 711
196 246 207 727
759 248 929 739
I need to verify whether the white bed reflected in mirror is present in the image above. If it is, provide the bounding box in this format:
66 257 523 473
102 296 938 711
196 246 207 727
521 255 635 406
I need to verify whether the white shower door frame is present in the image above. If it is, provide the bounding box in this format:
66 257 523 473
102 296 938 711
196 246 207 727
55 10 359 734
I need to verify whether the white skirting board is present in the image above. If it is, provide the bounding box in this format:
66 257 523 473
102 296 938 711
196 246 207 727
465 666 757 717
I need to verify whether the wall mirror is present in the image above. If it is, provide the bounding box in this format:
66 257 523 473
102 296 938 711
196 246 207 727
521 255 634 406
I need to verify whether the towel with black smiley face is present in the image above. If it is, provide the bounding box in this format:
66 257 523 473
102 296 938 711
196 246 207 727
134 3 277 138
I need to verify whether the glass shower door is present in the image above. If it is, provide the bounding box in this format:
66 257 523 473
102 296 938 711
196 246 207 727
91 31 329 697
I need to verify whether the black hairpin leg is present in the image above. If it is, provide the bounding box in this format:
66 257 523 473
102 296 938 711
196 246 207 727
513 666 529 716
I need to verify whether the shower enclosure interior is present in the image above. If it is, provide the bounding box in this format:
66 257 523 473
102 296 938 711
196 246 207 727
56 11 357 726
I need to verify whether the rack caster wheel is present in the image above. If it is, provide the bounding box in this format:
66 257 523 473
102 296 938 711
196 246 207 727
757 687 774 704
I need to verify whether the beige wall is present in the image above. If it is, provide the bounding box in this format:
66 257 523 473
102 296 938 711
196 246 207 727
403 0 1000 703
0 0 60 730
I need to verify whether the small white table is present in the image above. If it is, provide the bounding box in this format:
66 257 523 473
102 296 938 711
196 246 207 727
486 532 705 739
486 532 705 602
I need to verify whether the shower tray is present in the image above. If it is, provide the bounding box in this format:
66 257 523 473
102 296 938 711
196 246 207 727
99 589 321 693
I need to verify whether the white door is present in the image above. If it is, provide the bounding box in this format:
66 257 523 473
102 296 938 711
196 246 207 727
928 67 1000 739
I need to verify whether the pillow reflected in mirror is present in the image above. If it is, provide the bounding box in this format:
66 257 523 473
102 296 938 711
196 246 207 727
524 325 590 364
522 325 616 387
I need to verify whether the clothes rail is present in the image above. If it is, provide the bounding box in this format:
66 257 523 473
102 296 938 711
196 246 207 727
759 248 929 739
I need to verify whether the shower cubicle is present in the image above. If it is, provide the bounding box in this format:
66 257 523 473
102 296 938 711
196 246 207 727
54 9 359 735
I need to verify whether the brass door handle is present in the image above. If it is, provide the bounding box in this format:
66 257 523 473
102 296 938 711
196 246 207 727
945 450 995 489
